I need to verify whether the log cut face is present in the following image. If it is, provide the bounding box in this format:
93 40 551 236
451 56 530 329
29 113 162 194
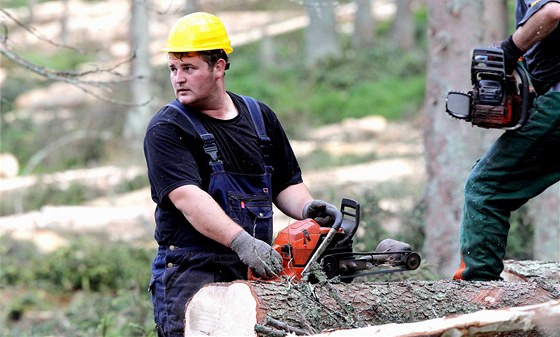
185 279 558 336
184 282 257 336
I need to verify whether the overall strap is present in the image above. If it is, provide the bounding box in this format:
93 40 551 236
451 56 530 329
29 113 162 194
241 96 272 167
167 100 220 163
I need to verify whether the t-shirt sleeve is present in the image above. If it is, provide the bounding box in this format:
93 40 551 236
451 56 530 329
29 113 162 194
517 0 560 26
144 122 202 203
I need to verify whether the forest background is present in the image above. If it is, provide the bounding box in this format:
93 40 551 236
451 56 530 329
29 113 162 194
0 0 559 336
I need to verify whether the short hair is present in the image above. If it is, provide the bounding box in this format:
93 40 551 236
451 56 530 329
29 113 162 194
170 49 230 70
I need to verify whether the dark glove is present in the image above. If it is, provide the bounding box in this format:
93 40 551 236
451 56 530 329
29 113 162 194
230 231 282 279
375 238 412 253
500 35 524 75
302 200 338 226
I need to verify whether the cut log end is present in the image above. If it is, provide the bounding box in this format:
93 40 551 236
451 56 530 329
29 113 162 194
185 281 258 336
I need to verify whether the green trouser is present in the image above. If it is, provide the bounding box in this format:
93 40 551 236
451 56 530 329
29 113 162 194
455 91 560 281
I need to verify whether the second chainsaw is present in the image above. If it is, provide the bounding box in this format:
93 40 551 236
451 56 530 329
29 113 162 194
446 47 533 130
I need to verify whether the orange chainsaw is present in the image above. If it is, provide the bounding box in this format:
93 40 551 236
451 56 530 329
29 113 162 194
249 198 421 282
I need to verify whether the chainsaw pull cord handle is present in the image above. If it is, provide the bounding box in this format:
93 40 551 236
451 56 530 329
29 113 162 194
301 208 343 277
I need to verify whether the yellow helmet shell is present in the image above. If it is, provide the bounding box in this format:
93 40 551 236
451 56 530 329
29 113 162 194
162 12 233 54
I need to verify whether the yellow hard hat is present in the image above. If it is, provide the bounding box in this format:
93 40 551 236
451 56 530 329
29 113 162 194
162 12 233 54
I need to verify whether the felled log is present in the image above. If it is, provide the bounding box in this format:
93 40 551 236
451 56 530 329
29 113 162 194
184 261 560 336
311 300 560 337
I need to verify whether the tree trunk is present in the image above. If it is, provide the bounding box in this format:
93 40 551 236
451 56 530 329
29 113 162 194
185 0 200 13
483 0 509 43
185 261 560 336
422 0 506 278
124 0 152 151
529 182 560 262
305 3 341 68
59 0 69 45
389 0 413 50
352 0 374 49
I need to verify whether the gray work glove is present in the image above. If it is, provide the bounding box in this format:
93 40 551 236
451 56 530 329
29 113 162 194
302 200 338 226
230 231 282 279
375 238 412 253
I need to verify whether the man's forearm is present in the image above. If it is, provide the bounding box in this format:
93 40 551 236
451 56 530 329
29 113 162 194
274 182 314 220
169 185 243 247
513 2 560 51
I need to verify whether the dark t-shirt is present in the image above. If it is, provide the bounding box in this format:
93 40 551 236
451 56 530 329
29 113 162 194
516 0 560 88
143 92 303 246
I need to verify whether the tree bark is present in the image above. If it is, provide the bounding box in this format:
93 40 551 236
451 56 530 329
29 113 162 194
483 0 509 43
124 0 152 150
528 182 560 262
310 300 560 337
185 261 560 336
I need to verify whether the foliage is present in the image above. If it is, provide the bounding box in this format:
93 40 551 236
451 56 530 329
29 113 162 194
1 235 152 291
0 71 43 113
506 206 534 260
0 114 36 160
2 1 428 172
226 32 427 135
1 0 49 8
1 0 101 8
0 235 155 336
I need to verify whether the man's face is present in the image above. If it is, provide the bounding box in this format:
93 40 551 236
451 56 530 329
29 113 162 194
168 53 215 106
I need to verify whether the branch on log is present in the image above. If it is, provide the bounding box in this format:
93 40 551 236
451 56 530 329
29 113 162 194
185 261 560 336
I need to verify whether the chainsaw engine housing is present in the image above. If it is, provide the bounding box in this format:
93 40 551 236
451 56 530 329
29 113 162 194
268 198 357 282
446 47 531 130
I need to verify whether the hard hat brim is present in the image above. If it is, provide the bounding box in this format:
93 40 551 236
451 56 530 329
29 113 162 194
161 46 233 54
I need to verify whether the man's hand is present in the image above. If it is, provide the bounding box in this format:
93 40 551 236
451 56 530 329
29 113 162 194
500 35 524 75
302 200 338 226
230 231 282 279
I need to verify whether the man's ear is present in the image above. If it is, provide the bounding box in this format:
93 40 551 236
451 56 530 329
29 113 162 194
214 58 228 78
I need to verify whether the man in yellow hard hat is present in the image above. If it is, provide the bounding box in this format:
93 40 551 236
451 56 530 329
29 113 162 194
144 12 338 336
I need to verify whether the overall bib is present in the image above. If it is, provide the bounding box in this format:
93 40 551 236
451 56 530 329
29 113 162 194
151 96 274 337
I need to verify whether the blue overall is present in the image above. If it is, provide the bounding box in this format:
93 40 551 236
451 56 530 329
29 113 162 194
150 96 274 337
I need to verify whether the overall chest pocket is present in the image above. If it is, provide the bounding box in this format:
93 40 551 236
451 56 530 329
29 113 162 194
227 192 273 243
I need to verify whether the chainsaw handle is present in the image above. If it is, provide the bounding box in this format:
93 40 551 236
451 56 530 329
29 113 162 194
503 63 531 131
329 207 343 231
